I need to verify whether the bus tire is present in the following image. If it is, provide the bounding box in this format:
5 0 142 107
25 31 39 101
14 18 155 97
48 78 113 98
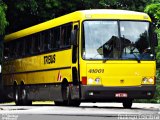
20 86 32 106
123 99 133 109
67 86 80 107
61 82 69 106
14 86 22 106
62 83 80 107
61 80 81 107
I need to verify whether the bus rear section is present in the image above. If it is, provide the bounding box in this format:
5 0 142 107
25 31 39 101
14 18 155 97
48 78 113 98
79 19 157 108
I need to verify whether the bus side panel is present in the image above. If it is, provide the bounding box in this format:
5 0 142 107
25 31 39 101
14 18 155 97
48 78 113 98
2 49 73 101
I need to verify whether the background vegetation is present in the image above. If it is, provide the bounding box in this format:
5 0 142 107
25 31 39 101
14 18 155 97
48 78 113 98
0 0 160 103
0 0 8 35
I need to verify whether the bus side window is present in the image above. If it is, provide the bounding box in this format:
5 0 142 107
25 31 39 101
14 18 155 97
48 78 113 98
9 41 14 59
49 29 54 50
13 41 18 58
47 29 54 51
54 27 60 50
25 36 33 56
66 24 72 46
60 26 65 48
40 31 46 52
43 30 50 51
40 32 45 52
16 40 20 58
60 24 72 48
4 43 9 60
22 38 26 56
17 39 25 58
33 33 40 54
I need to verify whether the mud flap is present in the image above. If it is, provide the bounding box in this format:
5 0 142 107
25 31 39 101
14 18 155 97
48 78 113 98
70 85 80 100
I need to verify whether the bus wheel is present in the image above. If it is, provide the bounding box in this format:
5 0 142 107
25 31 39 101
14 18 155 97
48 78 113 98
61 82 68 106
67 86 80 106
62 83 80 107
14 86 22 105
21 86 32 106
122 99 133 109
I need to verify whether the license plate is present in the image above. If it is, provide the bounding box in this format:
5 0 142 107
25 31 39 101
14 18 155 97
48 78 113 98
115 93 128 98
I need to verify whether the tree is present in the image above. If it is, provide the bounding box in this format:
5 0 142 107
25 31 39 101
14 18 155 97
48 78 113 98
144 2 160 103
5 0 154 33
144 3 160 68
145 3 160 27
0 1 8 35
99 0 151 11
0 1 8 65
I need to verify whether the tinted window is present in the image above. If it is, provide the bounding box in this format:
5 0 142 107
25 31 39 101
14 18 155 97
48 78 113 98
4 23 73 60
4 43 10 60
60 24 72 48
25 36 33 55
53 27 60 49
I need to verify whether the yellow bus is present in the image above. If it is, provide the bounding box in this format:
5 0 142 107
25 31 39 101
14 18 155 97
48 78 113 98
3 9 158 108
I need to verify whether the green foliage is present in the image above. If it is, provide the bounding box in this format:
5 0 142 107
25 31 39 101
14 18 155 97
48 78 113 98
99 0 150 11
0 1 8 35
143 2 160 103
4 0 154 33
145 3 160 19
156 28 160 68
144 3 160 63
145 3 160 27
0 1 8 64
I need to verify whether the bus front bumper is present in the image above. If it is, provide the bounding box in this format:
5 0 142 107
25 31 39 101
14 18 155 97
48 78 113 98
80 85 156 102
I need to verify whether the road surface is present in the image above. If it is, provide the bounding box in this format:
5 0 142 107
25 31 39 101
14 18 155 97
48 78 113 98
0 102 160 120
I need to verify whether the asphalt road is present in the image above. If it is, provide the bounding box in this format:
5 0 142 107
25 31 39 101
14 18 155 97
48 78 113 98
0 102 160 120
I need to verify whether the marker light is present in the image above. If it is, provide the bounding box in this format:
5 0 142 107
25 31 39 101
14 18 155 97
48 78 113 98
85 14 92 18
142 77 155 85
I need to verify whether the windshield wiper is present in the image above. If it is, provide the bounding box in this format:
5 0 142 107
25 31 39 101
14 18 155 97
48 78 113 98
102 58 109 63
130 52 141 63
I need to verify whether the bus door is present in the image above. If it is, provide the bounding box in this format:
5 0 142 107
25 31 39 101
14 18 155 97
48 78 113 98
71 22 81 100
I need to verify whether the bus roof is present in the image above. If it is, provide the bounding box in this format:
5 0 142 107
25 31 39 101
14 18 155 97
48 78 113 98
4 9 151 42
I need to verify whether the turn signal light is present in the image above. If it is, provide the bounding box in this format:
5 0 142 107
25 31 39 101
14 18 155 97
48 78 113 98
82 76 87 85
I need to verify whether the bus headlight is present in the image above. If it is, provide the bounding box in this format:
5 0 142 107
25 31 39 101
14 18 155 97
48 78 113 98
148 78 154 83
87 78 101 85
95 78 101 84
142 77 148 84
142 77 154 84
88 78 94 84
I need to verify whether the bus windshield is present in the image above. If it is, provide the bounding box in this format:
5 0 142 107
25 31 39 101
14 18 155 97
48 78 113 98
82 21 154 60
